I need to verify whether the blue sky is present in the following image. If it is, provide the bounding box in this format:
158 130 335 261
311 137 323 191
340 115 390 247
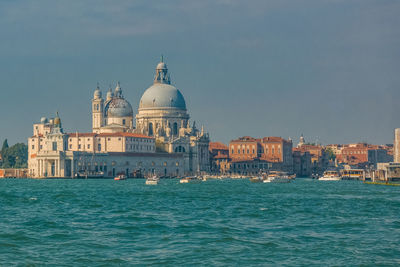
0 0 399 146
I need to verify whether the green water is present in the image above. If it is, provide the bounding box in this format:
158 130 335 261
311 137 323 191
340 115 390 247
0 178 399 266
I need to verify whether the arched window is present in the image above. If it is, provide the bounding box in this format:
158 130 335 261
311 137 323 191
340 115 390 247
149 123 153 136
173 122 178 135
174 146 186 153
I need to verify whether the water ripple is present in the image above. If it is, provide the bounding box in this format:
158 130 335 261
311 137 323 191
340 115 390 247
1 178 400 266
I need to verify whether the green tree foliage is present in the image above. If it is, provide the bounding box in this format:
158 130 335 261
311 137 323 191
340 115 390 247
0 142 28 168
1 139 9 152
325 147 336 161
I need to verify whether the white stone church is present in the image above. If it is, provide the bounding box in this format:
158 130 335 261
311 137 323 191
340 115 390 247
28 59 210 178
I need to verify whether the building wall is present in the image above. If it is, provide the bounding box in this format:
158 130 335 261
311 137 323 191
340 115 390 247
229 136 293 172
395 128 400 163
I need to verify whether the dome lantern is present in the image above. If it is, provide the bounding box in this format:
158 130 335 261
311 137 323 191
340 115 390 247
115 81 123 98
54 111 62 128
154 55 171 85
139 58 186 110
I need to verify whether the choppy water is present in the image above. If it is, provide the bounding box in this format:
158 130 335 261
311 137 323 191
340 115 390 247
1 178 400 266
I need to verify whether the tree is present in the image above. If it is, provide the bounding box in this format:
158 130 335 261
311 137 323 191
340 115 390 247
1 139 9 153
0 142 28 168
325 147 336 161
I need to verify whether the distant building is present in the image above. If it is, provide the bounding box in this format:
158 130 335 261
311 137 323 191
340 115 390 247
209 142 229 173
368 149 393 168
335 143 392 167
28 59 210 178
228 136 293 173
0 169 28 178
292 148 312 177
395 128 400 163
296 140 329 174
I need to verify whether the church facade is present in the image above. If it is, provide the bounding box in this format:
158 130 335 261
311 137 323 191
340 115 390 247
28 59 210 178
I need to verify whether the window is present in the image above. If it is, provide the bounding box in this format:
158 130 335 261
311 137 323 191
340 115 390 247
40 145 42 149
52 142 57 151
123 119 126 125
69 144 72 149
87 144 90 149
118 138 121 141
32 145 35 149
108 138 111 141
78 144 81 149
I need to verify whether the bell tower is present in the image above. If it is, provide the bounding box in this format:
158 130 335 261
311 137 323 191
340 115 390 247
92 84 104 133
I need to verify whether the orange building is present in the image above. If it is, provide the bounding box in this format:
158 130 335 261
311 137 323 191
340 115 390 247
209 142 230 173
229 136 293 172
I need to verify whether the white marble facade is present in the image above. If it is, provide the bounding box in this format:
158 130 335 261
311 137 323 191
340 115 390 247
28 58 210 178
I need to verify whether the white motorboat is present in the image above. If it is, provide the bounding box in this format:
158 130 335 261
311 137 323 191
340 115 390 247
319 170 341 181
180 178 189 183
145 175 159 185
180 176 201 183
263 172 292 183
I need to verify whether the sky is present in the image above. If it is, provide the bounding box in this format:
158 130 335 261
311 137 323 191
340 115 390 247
0 0 399 146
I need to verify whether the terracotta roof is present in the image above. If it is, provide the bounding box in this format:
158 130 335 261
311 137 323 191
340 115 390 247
230 136 258 142
261 136 282 142
214 154 229 159
66 132 153 139
97 132 153 139
209 142 228 150
66 133 97 137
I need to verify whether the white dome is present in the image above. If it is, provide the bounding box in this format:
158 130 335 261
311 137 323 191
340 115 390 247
94 89 102 99
105 98 133 117
139 83 186 110
156 62 167 70
139 59 186 110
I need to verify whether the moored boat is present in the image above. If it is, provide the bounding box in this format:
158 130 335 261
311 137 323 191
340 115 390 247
114 174 127 180
319 170 341 181
75 171 104 179
263 171 292 183
180 176 201 183
145 175 159 185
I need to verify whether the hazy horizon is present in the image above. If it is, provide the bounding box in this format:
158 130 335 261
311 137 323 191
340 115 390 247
1 0 399 146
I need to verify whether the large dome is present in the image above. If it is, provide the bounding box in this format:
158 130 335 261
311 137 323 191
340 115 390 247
139 83 186 110
105 98 133 117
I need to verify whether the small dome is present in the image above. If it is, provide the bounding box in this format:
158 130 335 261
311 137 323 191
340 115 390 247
139 83 186 110
94 89 102 99
105 98 133 117
106 89 114 100
54 112 61 127
40 117 48 124
156 62 167 70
